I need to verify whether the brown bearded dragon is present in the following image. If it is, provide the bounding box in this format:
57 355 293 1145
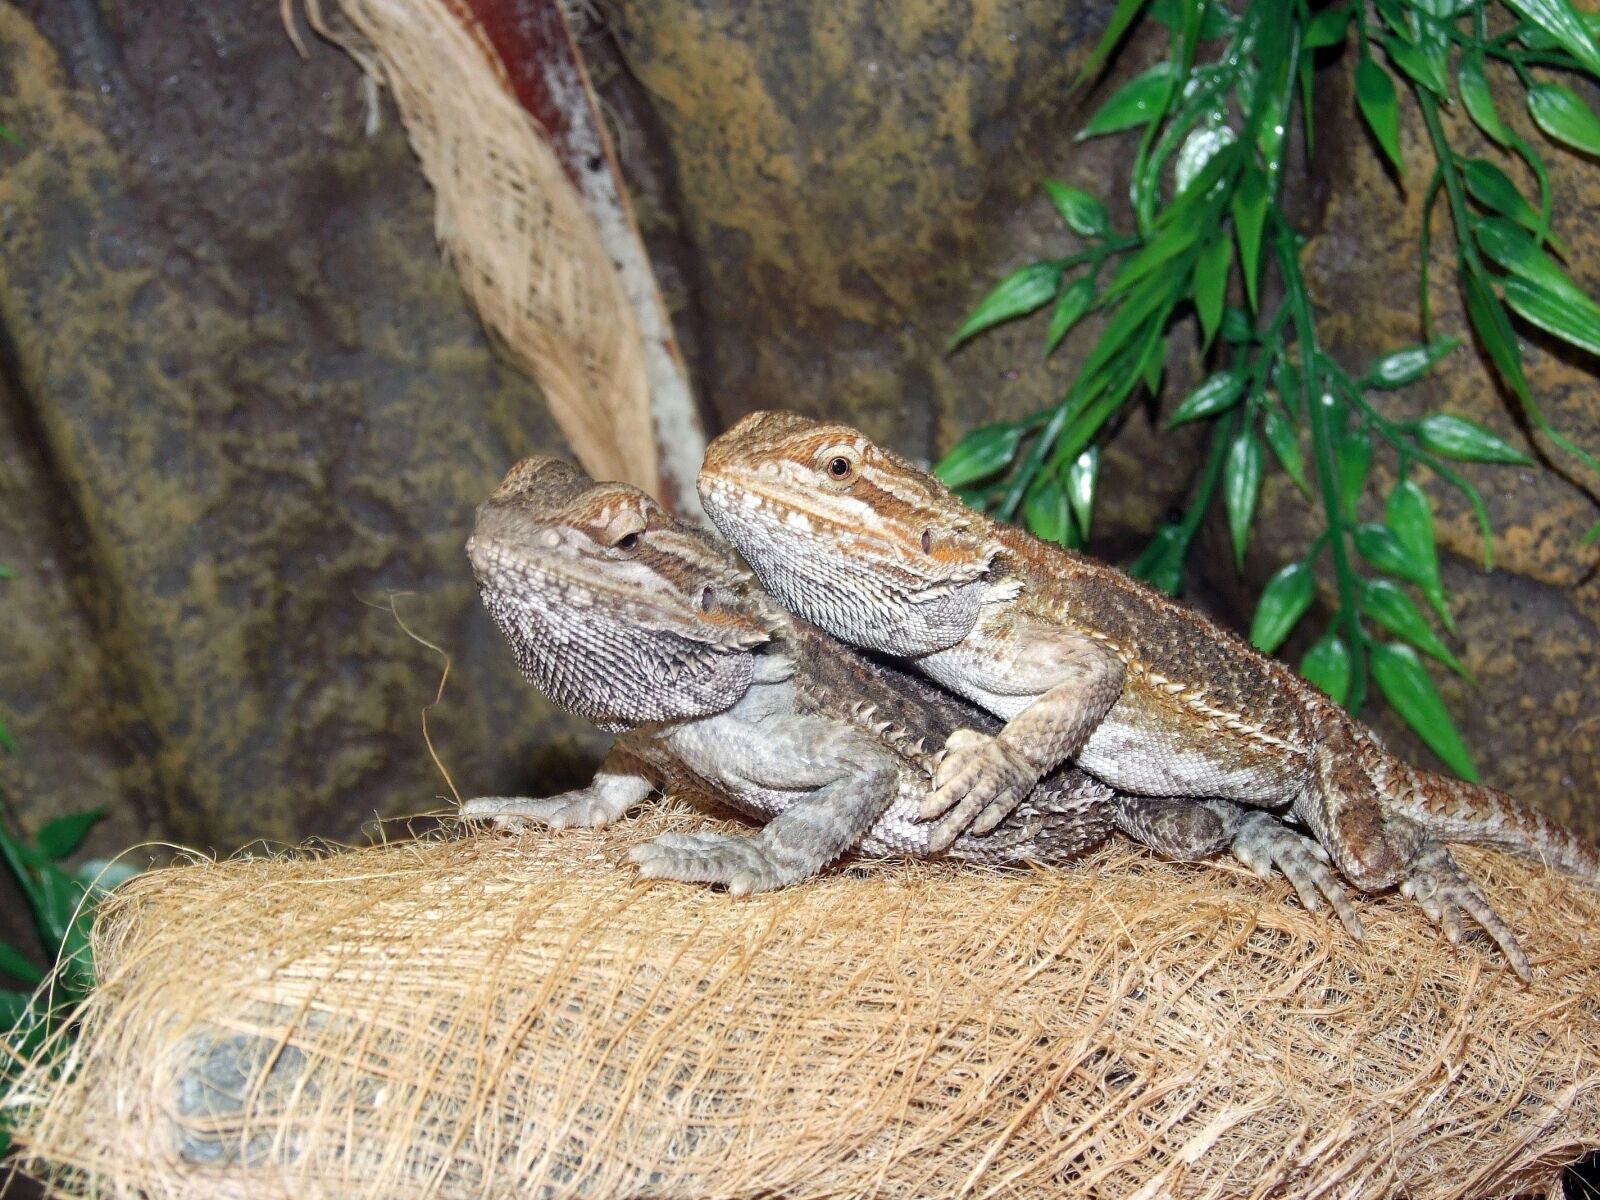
460 455 1357 918
697 410 1600 978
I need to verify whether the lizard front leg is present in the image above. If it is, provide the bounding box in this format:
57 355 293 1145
461 745 655 831
629 716 899 895
925 630 1123 852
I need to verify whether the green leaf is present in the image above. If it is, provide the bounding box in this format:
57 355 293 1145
1365 338 1459 388
1527 82 1600 156
1079 0 1155 83
1458 56 1511 147
1046 277 1096 355
1355 522 1430 587
1513 10 1600 50
1042 180 1109 238
1250 561 1317 653
76 857 142 897
1024 475 1072 545
34 808 108 862
0 939 44 986
1304 4 1352 49
1130 523 1187 595
0 716 13 754
1149 0 1234 40
1415 413 1534 464
1473 218 1572 296
1300 631 1353 705
934 423 1023 488
1193 234 1231 348
0 989 31 1031
1224 428 1263 571
1371 642 1479 780
1355 58 1404 175
1067 447 1099 539
1263 407 1310 495
1140 332 1167 394
1167 369 1246 427
950 262 1063 349
1106 215 1203 299
1175 125 1238 195
1387 478 1454 634
1360 579 1469 676
1462 268 1531 405
1336 430 1371 523
34 865 90 956
1461 159 1549 243
1502 274 1600 358
1232 165 1268 311
1504 0 1600 79
1080 62 1177 139
1220 306 1255 344
1383 34 1449 99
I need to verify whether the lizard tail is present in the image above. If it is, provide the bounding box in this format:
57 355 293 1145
1384 761 1600 883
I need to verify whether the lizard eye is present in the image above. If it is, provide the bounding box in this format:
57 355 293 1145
601 508 648 551
817 445 861 488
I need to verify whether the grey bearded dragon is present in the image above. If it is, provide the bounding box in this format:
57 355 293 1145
462 456 1357 913
697 410 1600 978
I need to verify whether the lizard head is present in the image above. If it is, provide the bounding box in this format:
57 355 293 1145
468 456 782 730
697 411 1007 656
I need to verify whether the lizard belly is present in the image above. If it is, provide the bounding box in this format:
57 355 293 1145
1075 689 1304 803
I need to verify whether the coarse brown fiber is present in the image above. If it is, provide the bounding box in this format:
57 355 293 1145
7 800 1599 1199
295 0 664 501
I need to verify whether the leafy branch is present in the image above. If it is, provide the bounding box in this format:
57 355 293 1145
937 0 1600 777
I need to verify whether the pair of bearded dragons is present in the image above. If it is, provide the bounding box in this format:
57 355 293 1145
465 413 1600 979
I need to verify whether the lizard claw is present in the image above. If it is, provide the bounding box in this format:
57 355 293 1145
1228 811 1364 940
923 729 1037 852
629 831 794 896
460 789 626 831
1399 843 1531 982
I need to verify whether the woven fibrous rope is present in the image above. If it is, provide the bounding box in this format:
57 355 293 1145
9 802 1600 1198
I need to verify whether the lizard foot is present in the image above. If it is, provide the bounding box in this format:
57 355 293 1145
629 832 795 896
1228 810 1364 940
460 789 628 831
1400 842 1531 982
924 729 1037 853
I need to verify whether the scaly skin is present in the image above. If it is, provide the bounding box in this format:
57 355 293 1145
698 410 1600 979
461 456 1357 923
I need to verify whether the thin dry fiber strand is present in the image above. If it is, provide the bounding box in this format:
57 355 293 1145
9 803 1600 1200
297 0 664 500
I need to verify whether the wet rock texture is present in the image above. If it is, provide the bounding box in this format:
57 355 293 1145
0 0 1593 871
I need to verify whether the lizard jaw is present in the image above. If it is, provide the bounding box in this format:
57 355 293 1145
698 468 993 657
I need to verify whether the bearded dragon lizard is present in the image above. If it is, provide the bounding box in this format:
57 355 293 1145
461 455 1356 920
698 410 1600 978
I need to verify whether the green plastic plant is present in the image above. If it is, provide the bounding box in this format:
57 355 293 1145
0 805 136 1159
939 0 1600 779
0 570 137 1157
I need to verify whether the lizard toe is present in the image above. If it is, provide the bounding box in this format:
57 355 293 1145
1230 811 1364 941
924 732 1036 831
1403 843 1532 982
629 832 789 894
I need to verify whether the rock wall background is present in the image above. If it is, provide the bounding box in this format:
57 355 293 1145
0 0 1595 887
